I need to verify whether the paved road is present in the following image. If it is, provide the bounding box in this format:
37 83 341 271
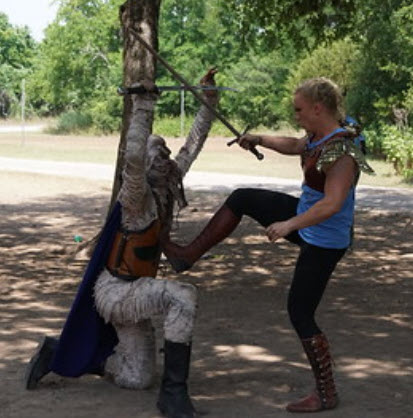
0 124 46 133
1 156 412 212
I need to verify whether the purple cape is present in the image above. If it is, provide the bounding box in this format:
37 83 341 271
50 202 121 377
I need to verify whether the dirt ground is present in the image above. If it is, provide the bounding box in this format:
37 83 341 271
0 171 412 418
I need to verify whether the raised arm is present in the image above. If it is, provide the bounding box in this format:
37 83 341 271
174 68 219 176
117 89 159 230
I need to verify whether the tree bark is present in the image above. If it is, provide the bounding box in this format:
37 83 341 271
108 0 161 216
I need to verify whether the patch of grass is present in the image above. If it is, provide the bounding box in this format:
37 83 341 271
0 127 412 189
154 115 239 137
0 133 118 164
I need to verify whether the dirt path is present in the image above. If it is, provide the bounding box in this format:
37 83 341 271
1 157 413 212
1 171 412 418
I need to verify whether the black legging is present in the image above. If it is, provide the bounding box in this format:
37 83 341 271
226 188 346 339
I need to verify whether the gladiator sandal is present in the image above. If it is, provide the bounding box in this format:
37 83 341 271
161 204 240 273
286 333 338 413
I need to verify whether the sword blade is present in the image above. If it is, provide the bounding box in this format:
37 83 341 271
128 28 239 137
128 28 263 161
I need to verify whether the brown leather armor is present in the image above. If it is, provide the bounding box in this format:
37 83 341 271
106 219 161 281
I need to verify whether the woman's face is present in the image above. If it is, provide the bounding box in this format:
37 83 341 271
293 92 317 132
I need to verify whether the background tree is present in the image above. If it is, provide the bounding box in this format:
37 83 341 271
27 0 124 131
347 0 413 125
0 13 36 117
218 49 293 129
224 0 357 50
2 0 412 180
282 39 361 123
157 0 245 117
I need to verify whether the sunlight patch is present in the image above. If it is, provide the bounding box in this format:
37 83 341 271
340 357 413 378
213 344 283 362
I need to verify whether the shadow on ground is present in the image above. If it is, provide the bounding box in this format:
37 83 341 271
0 190 412 418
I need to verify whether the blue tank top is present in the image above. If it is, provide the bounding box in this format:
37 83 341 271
297 184 354 249
298 128 356 249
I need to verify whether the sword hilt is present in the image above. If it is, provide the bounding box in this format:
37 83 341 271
227 125 249 146
249 146 264 161
226 126 264 161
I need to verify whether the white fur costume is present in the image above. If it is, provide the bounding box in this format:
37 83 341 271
93 83 216 389
94 270 197 389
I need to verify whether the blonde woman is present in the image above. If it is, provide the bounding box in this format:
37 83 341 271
163 77 374 412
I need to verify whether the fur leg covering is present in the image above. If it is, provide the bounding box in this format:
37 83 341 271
94 269 197 389
105 319 156 389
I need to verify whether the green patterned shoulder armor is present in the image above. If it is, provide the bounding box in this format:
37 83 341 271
316 137 375 175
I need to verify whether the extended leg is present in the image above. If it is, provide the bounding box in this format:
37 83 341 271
162 188 300 272
162 203 241 272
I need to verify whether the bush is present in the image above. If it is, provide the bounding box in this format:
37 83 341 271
366 123 413 181
89 99 122 134
363 124 385 157
48 110 93 134
381 125 413 182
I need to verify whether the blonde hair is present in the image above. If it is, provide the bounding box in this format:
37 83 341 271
295 77 345 123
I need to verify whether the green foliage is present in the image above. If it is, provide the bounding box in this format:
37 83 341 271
27 0 123 116
347 0 413 125
153 115 186 137
219 50 293 129
364 123 413 181
49 110 93 134
224 0 357 50
286 39 360 95
153 115 239 137
3 0 410 139
381 125 413 181
362 125 385 157
157 0 247 117
88 91 122 134
394 4 413 124
282 39 361 123
0 13 37 117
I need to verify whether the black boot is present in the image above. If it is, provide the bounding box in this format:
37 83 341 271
157 340 195 418
25 336 58 390
162 204 241 273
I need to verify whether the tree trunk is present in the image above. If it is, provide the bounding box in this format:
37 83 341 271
108 0 161 216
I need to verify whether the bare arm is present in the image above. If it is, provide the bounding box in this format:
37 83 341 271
266 155 357 241
238 133 307 156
